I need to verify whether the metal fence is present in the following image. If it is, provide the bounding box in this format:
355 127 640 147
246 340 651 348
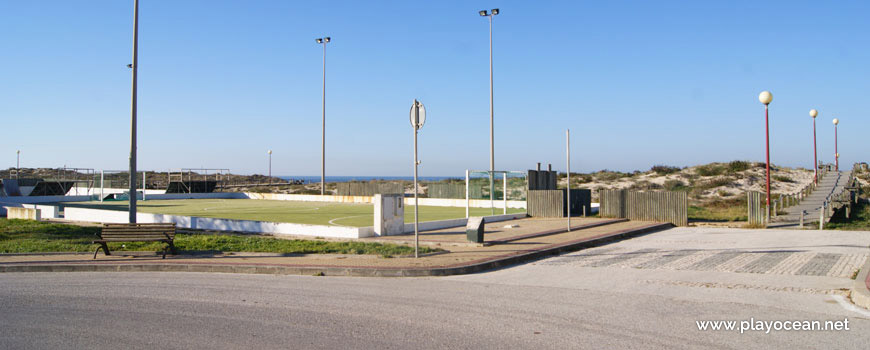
599 189 688 226
336 182 403 196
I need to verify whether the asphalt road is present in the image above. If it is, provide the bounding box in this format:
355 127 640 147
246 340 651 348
2 227 870 349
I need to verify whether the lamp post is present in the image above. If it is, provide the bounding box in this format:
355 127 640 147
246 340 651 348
316 37 330 195
267 150 272 185
759 91 773 217
16 150 20 178
128 0 140 224
833 118 839 171
810 109 818 184
479 8 498 215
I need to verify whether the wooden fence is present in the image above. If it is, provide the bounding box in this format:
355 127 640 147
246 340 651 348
527 189 592 217
747 191 765 226
336 182 403 196
599 189 688 226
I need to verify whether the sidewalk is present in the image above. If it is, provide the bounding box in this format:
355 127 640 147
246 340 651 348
0 217 670 277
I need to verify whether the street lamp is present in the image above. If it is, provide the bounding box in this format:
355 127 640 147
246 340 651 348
810 109 818 184
479 8 499 214
267 150 272 185
16 150 20 179
833 118 839 171
759 91 773 217
316 37 330 195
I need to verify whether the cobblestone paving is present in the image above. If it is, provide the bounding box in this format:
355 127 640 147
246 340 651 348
537 245 867 278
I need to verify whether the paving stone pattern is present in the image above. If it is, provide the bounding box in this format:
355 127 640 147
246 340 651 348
539 246 867 278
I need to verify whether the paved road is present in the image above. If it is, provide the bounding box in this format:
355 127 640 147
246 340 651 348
2 227 870 349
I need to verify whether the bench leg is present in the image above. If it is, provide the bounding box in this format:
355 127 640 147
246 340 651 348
93 243 111 259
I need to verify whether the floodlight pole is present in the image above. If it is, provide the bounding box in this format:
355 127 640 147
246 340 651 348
465 169 470 218
567 129 571 232
489 12 495 217
128 0 139 224
812 112 818 184
16 150 20 179
413 104 420 258
268 150 272 185
317 38 329 196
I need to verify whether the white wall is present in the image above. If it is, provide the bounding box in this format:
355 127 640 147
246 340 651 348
63 207 365 239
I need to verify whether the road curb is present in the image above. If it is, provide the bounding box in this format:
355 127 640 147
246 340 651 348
851 256 870 309
0 222 672 277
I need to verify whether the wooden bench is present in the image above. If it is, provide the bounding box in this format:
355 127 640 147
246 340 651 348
93 223 177 259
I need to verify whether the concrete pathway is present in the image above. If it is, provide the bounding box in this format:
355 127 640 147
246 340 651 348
774 171 850 226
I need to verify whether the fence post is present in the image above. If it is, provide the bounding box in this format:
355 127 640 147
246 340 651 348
819 202 825 230
799 210 804 228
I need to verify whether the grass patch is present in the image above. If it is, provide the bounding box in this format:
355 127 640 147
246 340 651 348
688 198 747 222
651 165 680 175
696 164 726 177
0 218 439 255
726 160 751 173
825 198 870 231
772 175 794 183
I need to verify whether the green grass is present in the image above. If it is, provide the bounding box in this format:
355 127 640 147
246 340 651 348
825 199 870 231
0 218 438 255
59 199 526 227
688 198 748 222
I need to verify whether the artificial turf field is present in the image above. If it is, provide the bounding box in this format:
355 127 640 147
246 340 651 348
60 199 526 227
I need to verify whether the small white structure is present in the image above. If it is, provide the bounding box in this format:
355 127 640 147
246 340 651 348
374 194 404 236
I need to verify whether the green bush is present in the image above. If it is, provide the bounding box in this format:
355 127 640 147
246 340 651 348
694 177 733 190
663 179 688 191
696 164 726 177
772 175 794 183
651 165 680 175
726 160 751 173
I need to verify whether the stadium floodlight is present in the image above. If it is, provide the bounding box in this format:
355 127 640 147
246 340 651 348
479 8 500 214
316 36 331 195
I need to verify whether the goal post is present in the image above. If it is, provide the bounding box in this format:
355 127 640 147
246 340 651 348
465 170 527 217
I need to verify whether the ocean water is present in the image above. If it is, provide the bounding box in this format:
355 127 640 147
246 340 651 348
277 176 461 184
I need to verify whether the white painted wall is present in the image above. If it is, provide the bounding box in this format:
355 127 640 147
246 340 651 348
245 193 373 204
407 197 527 209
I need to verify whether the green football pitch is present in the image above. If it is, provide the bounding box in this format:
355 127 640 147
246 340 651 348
61 199 526 227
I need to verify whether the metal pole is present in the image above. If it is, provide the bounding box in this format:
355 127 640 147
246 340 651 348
465 169 470 218
142 171 146 201
321 41 326 196
503 172 507 215
567 129 571 232
100 170 104 202
413 105 420 259
128 0 139 224
488 14 495 217
16 150 20 178
834 124 838 171
764 104 771 217
268 152 272 185
813 118 818 184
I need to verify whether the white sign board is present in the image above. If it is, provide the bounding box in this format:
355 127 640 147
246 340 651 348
410 100 426 129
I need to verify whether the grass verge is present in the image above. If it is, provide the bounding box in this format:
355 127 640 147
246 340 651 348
0 218 439 255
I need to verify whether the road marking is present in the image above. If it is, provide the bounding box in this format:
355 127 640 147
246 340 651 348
832 295 870 318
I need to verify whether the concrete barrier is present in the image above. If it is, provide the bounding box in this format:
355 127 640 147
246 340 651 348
5 207 40 220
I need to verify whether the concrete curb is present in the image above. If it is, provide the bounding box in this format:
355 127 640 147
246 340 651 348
0 223 672 277
851 256 870 309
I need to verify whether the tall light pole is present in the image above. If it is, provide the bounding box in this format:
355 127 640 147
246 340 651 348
128 0 139 224
810 109 818 184
479 8 499 215
16 150 20 178
759 91 773 216
833 118 839 171
316 37 330 195
268 150 272 185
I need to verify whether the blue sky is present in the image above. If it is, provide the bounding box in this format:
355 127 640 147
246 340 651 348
1 0 867 176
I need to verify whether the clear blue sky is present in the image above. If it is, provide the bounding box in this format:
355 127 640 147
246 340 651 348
1 0 867 176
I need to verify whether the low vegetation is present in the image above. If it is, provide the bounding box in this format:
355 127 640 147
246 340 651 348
0 219 439 255
688 198 748 222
